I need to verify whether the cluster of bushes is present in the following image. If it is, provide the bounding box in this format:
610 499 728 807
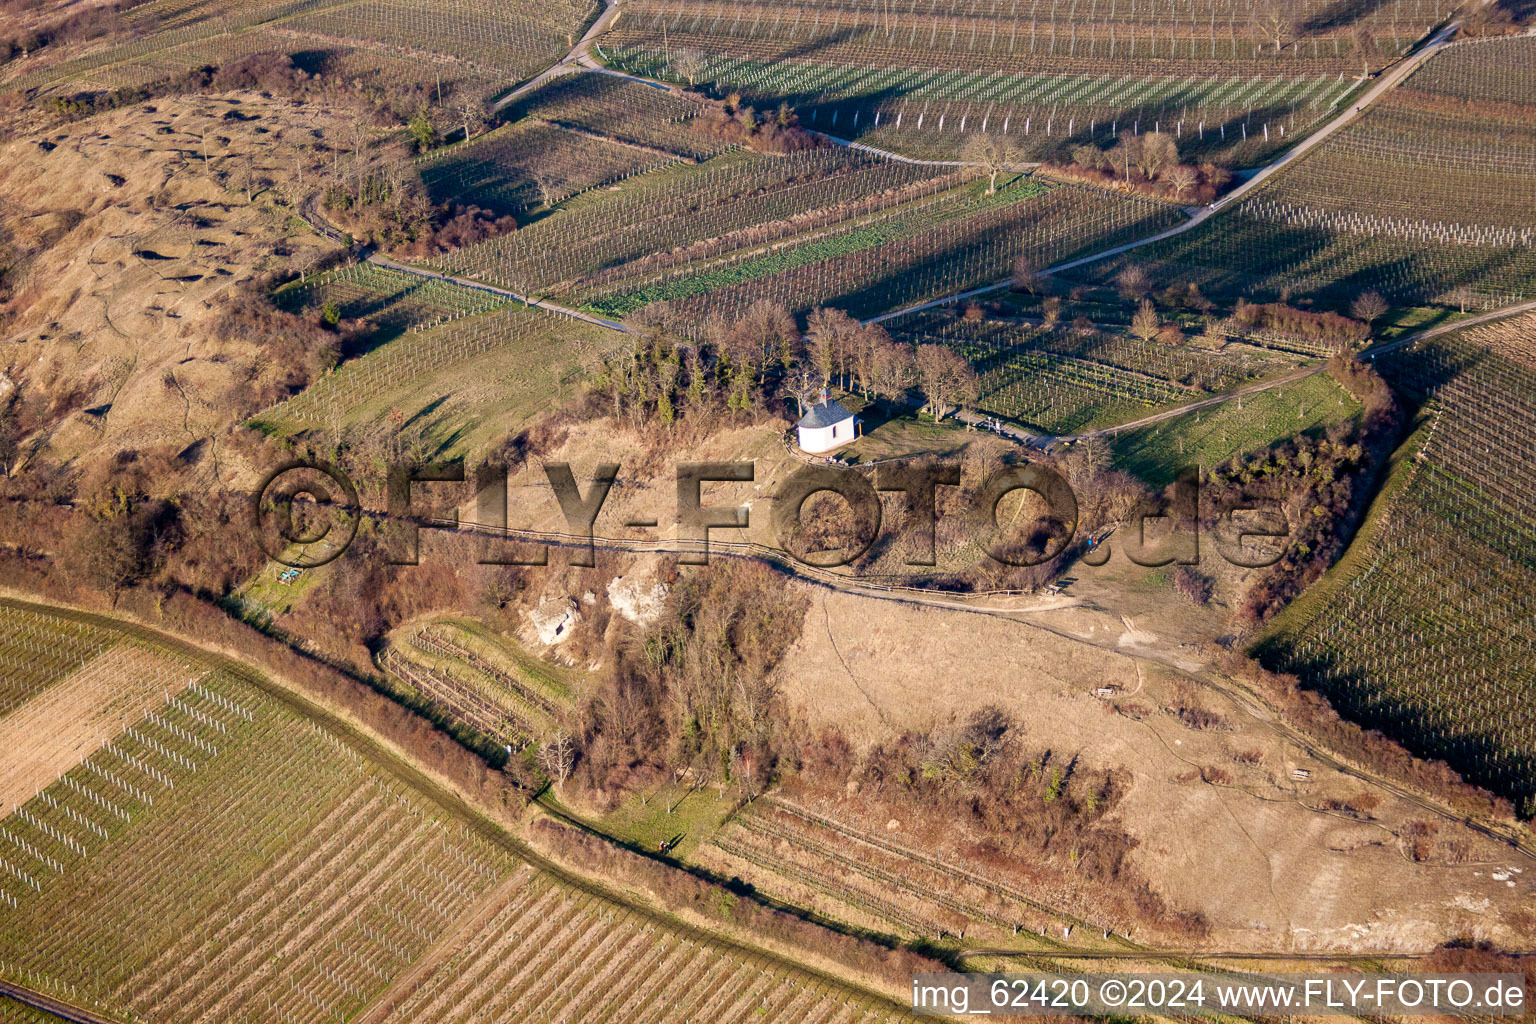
1459 0 1536 36
692 93 821 154
783 705 1210 941
2 0 129 64
1207 355 1402 625
570 559 805 805
1043 132 1233 204
214 283 347 408
42 51 453 130
322 171 517 257
1232 298 1370 349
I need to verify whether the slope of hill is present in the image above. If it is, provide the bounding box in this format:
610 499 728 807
1257 316 1536 813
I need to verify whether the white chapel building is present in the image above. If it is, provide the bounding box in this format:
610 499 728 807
796 393 857 453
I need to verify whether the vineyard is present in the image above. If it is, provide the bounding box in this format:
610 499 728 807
1453 311 1536 370
3 0 598 99
0 610 520 1022
1256 335 1536 814
883 309 1282 435
1106 370 1359 486
504 72 731 160
274 263 511 342
597 0 1454 162
702 797 1108 944
378 622 573 751
606 0 1450 70
282 0 596 82
371 865 910 1024
603 41 1359 164
417 119 681 218
1114 36 1536 309
583 178 1181 323
0 997 63 1023
433 148 950 295
0 610 122 721
583 174 1054 316
0 601 910 1024
256 303 599 431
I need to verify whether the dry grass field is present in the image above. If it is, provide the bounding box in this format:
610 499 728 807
773 579 1535 952
0 92 352 474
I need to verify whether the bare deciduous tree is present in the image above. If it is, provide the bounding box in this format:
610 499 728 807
961 133 1019 194
458 99 487 144
1165 164 1199 200
533 174 559 210
1135 132 1179 180
1253 1 1298 53
1448 283 1475 315
1011 255 1043 295
914 344 979 420
1041 296 1062 331
1116 263 1151 302
539 731 575 785
672 48 708 87
1351 290 1389 329
783 363 825 417
1072 144 1106 170
805 306 857 387
866 330 917 403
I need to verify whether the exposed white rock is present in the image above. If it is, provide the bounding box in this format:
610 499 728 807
529 599 579 646
607 573 666 626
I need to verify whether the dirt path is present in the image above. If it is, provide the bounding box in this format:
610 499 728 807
294 195 636 334
318 16 1476 362
491 0 627 113
958 297 1536 447
0 644 200 814
0 980 121 1024
864 22 1465 327
441 520 1536 864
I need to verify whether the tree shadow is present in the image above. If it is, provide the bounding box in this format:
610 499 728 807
1301 0 1394 34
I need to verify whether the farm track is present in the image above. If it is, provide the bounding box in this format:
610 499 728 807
312 496 1536 869
864 20 1465 326
0 979 120 1024
960 298 1536 446
1 568 1529 995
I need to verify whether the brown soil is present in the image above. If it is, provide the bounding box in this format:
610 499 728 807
0 642 198 813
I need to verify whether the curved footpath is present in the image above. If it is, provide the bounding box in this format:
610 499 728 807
983 297 1536 447
296 16 1536 454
